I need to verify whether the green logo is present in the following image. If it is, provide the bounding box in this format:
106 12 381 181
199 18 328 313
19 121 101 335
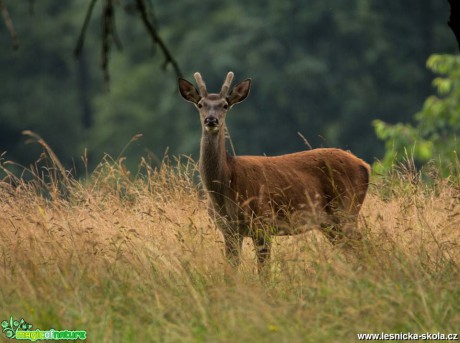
1 316 86 341
1 317 33 339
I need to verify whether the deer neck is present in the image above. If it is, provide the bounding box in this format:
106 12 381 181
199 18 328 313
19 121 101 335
199 129 231 200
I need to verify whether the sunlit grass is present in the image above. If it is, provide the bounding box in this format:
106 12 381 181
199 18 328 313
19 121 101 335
1 141 459 342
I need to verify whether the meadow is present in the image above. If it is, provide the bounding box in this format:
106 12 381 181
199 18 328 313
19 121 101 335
0 143 459 342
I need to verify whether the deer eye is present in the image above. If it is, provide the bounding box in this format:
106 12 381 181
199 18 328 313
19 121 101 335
223 104 228 110
197 103 203 108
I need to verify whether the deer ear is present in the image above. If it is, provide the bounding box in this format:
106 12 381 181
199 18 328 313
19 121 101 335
178 78 201 104
227 79 251 106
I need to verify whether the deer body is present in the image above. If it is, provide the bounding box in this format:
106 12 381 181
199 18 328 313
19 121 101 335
179 72 370 273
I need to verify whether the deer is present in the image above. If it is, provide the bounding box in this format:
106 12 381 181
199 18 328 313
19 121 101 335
178 71 370 275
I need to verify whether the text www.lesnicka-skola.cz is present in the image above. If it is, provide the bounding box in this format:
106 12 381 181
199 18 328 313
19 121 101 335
357 332 459 341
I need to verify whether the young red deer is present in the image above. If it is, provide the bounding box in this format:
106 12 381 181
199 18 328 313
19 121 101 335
178 71 370 274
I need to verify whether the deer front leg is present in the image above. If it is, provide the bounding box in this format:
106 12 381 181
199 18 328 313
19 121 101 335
222 230 243 267
251 231 272 276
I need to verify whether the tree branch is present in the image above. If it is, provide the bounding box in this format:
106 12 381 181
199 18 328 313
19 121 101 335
74 0 98 57
101 0 113 90
74 0 182 88
135 0 182 78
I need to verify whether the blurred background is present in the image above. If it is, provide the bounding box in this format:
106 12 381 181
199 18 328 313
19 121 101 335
0 0 457 174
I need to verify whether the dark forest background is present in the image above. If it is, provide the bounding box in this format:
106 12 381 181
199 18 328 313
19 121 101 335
0 1 457 173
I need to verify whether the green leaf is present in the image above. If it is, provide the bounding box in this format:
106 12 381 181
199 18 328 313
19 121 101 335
433 77 452 95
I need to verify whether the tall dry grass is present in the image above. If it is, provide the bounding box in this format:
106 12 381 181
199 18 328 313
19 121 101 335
0 141 459 342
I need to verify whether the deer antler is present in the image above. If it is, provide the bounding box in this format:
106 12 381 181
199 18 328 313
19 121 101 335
194 72 208 97
220 71 234 97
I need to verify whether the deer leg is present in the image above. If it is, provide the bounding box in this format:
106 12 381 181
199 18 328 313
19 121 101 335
251 233 272 276
341 221 362 241
222 231 243 267
321 214 362 250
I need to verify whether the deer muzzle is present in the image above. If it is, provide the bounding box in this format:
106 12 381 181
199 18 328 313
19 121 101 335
204 116 220 132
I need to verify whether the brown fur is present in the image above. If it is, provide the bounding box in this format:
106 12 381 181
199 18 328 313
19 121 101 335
179 72 370 274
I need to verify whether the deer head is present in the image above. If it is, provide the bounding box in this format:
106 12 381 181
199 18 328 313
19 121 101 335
178 72 251 134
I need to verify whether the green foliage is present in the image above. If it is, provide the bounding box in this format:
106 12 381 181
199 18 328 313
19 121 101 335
373 54 460 175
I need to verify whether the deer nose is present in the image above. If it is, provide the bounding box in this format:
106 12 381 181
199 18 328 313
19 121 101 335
204 116 219 126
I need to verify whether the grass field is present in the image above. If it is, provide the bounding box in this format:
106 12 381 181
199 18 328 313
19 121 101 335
1 148 459 342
